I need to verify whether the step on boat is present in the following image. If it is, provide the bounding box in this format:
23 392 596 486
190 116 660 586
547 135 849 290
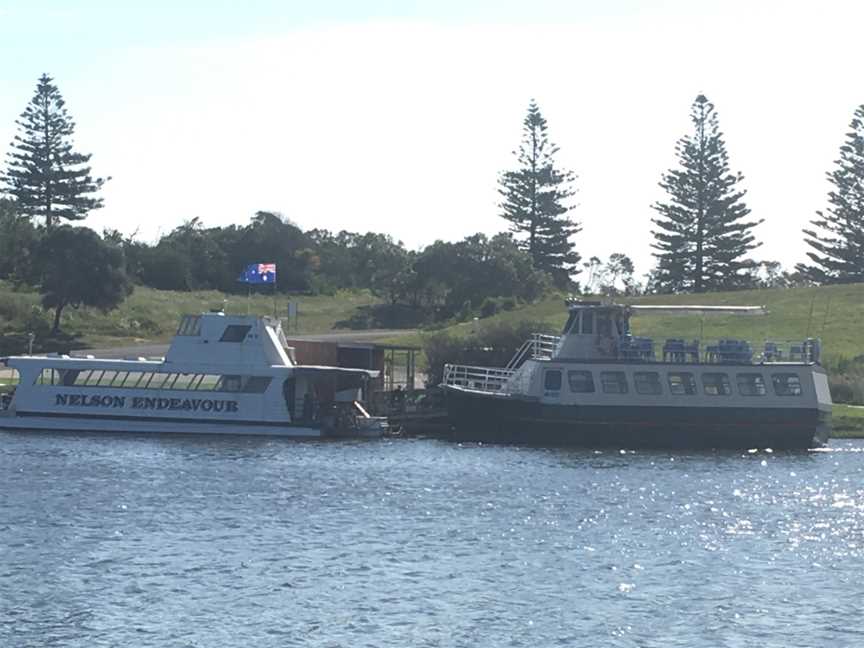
441 301 832 449
0 312 388 438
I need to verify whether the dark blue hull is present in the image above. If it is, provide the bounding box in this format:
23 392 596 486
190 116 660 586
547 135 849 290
444 388 830 449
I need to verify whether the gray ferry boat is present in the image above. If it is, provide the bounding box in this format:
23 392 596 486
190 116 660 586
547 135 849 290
441 301 832 449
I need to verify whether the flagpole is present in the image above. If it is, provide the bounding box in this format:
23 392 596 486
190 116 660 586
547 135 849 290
273 269 277 320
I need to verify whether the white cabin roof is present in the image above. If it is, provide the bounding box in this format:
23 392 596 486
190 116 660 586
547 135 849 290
165 313 293 367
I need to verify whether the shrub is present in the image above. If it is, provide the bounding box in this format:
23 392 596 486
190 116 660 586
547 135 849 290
830 381 855 404
422 319 558 386
479 298 499 318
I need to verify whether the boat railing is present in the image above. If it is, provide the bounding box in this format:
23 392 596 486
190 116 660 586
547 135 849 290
505 334 561 369
442 363 515 392
617 337 822 365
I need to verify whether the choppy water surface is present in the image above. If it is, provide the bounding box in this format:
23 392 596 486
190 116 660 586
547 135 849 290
2 434 864 647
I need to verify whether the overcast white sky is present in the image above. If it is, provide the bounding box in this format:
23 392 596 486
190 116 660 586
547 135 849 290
1 0 862 278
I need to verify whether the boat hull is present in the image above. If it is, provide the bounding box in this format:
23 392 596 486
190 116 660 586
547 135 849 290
0 411 325 438
444 387 830 450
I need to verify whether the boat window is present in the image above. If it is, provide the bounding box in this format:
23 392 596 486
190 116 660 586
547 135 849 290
217 375 243 392
149 373 173 390
544 370 562 391
2 368 19 393
668 372 697 396
600 371 628 394
567 370 595 393
73 370 93 386
59 369 79 386
119 371 147 388
106 371 126 387
772 373 803 396
171 373 197 390
187 374 205 390
141 373 159 389
737 373 767 396
194 374 221 391
96 371 118 386
242 377 272 393
634 371 662 395
562 311 579 335
597 313 612 337
220 325 252 343
177 315 202 336
702 373 732 396
34 368 58 385
88 371 105 386
581 311 594 334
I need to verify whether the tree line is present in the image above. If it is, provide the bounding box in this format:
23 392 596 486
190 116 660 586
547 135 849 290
2 74 864 333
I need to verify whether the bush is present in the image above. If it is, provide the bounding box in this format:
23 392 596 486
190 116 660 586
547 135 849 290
829 375 864 405
335 303 426 330
830 381 856 404
500 296 518 311
0 292 37 324
479 298 499 318
422 319 558 387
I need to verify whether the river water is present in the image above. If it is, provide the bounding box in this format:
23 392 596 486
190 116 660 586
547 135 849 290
2 433 864 647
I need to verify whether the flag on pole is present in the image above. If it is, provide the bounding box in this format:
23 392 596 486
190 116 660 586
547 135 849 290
239 262 277 284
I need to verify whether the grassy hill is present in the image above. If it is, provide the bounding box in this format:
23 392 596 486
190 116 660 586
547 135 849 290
0 282 380 350
1 280 861 365
388 283 864 369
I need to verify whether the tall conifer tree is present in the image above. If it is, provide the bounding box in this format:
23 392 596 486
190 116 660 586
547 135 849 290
498 100 580 286
2 74 107 228
797 105 864 283
650 94 761 293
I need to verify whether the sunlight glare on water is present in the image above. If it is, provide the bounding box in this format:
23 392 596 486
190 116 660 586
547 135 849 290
2 434 864 647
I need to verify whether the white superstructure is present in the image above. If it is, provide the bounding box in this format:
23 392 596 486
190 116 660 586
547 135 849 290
0 312 385 437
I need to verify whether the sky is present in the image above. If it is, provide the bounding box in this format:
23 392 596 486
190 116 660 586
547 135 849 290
1 0 862 279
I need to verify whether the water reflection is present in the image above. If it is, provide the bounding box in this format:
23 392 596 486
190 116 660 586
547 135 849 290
1 434 863 646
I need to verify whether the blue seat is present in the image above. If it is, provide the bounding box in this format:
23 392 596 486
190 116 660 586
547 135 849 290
717 339 752 364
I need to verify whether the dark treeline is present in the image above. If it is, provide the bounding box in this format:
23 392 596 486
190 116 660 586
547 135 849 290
3 74 864 333
116 213 550 324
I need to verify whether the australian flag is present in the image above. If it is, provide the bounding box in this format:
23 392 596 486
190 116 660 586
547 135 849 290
239 262 277 284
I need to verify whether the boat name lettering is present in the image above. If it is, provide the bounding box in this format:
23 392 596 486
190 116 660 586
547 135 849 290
55 394 240 412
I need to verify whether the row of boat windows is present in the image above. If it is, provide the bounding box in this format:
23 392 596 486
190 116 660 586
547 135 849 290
34 369 272 394
544 370 803 397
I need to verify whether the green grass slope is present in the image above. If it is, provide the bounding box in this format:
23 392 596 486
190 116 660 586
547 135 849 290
393 283 863 366
0 282 380 349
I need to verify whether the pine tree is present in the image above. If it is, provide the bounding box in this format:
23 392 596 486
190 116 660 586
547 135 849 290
2 74 107 228
650 94 761 293
498 100 580 287
797 105 864 283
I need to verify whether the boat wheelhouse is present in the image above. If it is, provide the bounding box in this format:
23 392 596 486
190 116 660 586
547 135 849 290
441 301 832 449
0 312 386 438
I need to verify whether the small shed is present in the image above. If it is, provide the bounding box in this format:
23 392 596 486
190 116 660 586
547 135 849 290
284 339 420 393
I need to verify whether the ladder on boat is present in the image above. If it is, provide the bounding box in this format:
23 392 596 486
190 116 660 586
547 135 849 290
505 334 560 369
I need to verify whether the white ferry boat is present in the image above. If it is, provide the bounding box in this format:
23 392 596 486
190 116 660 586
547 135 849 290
0 312 387 438
442 301 832 449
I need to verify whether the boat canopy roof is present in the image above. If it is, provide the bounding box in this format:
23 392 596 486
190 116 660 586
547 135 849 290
629 305 768 316
566 299 768 317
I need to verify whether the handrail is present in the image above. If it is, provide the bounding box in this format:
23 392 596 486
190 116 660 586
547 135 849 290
443 363 515 393
616 337 822 365
505 333 560 369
